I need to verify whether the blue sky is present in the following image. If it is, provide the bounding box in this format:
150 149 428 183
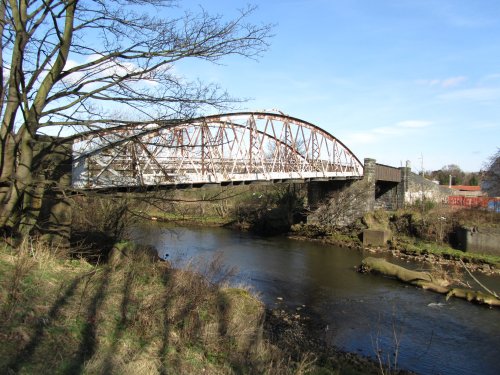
176 0 500 172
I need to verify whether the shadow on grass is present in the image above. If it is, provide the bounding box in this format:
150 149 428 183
99 267 134 374
4 277 82 374
1 245 298 374
158 268 172 375
63 266 112 375
216 288 265 374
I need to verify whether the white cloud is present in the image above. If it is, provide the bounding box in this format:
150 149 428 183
441 76 467 88
61 58 85 85
62 54 168 88
417 76 467 88
438 87 500 102
482 73 500 83
344 120 433 145
397 120 432 128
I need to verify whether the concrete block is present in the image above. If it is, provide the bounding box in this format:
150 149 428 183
363 229 392 247
455 226 500 256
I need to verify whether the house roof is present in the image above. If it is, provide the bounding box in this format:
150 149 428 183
449 185 481 191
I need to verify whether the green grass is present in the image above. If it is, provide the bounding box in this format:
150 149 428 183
396 236 500 267
147 210 232 225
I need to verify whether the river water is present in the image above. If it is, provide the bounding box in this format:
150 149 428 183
132 223 500 375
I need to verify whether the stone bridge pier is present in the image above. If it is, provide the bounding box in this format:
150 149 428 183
363 158 409 211
307 158 410 212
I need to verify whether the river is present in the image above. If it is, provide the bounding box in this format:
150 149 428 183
132 223 500 375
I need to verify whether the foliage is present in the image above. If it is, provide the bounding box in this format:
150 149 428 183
70 195 142 259
426 164 481 186
469 174 479 186
141 185 255 223
234 183 307 234
482 148 500 197
410 198 437 213
386 207 500 267
0 0 272 239
389 205 488 245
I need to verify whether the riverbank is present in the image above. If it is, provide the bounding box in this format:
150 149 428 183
141 206 500 276
132 183 500 273
264 307 413 375
288 219 500 276
0 239 389 374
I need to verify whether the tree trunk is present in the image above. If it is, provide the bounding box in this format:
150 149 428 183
359 257 500 307
0 135 17 207
446 288 500 307
360 257 449 287
0 131 34 231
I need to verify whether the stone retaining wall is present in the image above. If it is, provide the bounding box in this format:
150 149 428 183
455 226 500 256
405 172 454 204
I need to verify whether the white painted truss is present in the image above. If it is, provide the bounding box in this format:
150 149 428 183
72 111 364 189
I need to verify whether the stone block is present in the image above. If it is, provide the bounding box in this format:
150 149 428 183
455 226 500 256
363 229 392 247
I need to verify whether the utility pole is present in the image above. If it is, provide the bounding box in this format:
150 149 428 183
419 153 424 211
420 153 424 178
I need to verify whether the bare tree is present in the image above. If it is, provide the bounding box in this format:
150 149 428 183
482 148 500 197
0 0 272 236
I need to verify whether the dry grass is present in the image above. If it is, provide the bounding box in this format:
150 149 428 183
446 206 500 228
0 239 315 374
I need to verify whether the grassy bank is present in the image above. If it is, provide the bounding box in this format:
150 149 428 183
370 207 500 270
0 240 293 374
390 236 500 269
291 207 500 272
141 211 231 227
0 239 385 374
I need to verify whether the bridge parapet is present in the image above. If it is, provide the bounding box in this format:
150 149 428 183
375 163 401 182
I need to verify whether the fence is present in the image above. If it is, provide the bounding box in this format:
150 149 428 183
448 196 500 212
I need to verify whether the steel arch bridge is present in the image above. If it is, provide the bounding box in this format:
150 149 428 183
72 111 364 189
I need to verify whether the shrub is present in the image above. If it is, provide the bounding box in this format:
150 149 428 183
70 195 140 260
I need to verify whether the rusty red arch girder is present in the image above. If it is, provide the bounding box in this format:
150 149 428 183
71 111 364 189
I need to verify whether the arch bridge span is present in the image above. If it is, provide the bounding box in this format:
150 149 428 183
72 111 364 189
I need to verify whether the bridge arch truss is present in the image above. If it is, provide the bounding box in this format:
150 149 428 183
72 111 363 189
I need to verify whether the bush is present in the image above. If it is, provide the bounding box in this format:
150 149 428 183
71 195 140 259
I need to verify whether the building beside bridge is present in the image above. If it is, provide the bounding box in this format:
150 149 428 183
448 185 484 197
